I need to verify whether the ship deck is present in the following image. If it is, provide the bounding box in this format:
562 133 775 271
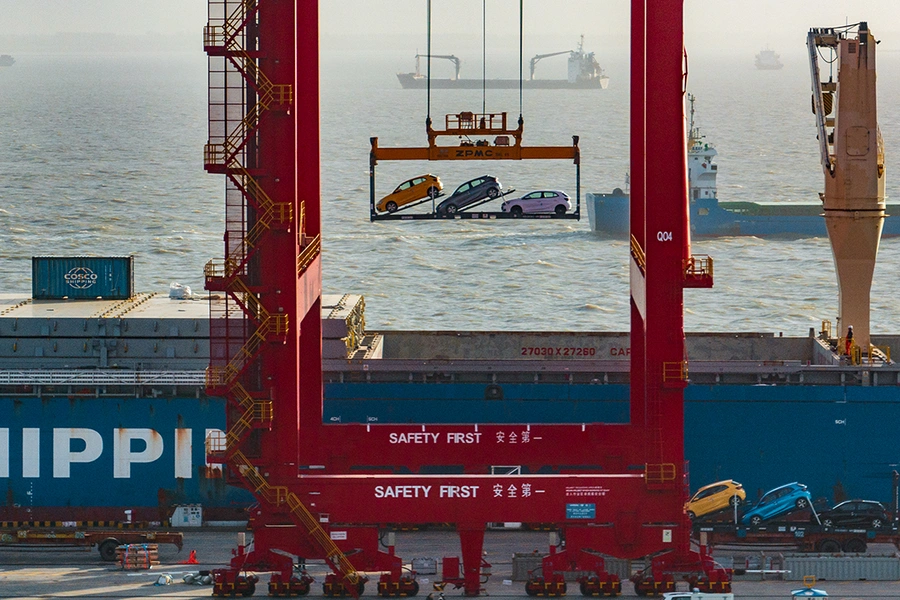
0 292 896 390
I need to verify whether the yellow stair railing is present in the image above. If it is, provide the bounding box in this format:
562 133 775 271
298 234 322 276
224 451 362 586
206 314 286 391
231 450 288 505
205 2 358 588
630 234 646 272
285 493 361 586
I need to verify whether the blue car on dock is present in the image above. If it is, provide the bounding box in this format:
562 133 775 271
741 482 813 526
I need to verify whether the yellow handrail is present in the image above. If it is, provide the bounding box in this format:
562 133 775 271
662 361 687 382
630 234 646 272
298 234 322 276
645 463 677 484
684 254 713 279
205 2 359 589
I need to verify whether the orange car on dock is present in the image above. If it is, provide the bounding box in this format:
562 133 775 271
684 479 746 519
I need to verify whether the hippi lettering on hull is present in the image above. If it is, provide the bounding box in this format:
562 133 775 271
0 427 224 478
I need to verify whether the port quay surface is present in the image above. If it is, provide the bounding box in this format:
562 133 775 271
2 530 900 599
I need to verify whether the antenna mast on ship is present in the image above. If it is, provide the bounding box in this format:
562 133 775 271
687 92 699 147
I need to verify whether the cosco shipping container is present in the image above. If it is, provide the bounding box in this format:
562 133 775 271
32 256 134 300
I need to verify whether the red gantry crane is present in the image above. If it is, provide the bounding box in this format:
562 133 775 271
202 0 717 597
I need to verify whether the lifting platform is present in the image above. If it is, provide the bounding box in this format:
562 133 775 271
202 0 718 598
369 112 581 221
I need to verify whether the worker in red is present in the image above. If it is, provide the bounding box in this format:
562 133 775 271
845 325 854 356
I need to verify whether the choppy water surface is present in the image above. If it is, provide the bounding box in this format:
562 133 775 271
2 51 900 334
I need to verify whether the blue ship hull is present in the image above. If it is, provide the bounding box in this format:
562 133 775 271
586 191 900 238
0 396 251 521
2 382 897 517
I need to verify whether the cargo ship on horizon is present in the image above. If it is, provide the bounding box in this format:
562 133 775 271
756 47 784 70
397 36 609 90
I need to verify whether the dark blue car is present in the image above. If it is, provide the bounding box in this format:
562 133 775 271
436 175 502 215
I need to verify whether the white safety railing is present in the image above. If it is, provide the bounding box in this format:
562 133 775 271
0 370 206 386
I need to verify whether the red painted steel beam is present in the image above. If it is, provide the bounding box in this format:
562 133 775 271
256 0 302 479
299 423 636 469
296 0 325 464
630 0 648 431
289 473 685 559
634 0 693 558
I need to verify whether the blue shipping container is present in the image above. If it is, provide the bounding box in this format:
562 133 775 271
32 256 134 300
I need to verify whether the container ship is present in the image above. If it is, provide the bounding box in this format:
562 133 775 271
1 257 898 524
397 37 609 90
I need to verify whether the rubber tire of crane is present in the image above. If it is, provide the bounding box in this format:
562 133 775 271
99 539 119 562
634 583 648 597
818 539 841 553
408 580 420 596
487 187 500 199
240 581 256 597
386 201 398 213
554 204 566 215
510 206 523 217
796 497 809 510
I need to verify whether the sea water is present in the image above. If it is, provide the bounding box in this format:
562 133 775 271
2 50 900 334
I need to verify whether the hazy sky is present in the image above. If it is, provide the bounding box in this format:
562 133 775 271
2 1 900 56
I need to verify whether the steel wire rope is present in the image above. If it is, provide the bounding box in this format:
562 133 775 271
482 0 486 116
518 0 524 123
426 0 432 129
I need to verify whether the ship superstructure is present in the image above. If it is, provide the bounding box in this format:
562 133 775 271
686 94 718 202
756 48 784 70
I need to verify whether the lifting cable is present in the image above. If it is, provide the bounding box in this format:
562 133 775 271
426 0 432 129
518 0 523 122
482 0 486 116
426 0 524 125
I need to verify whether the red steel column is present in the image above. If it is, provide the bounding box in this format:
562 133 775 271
642 2 690 560
257 0 300 476
296 0 325 462
629 0 647 429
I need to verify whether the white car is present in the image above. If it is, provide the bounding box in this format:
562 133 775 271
501 190 571 216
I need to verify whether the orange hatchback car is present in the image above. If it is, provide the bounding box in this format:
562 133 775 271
684 479 746 519
377 174 442 213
